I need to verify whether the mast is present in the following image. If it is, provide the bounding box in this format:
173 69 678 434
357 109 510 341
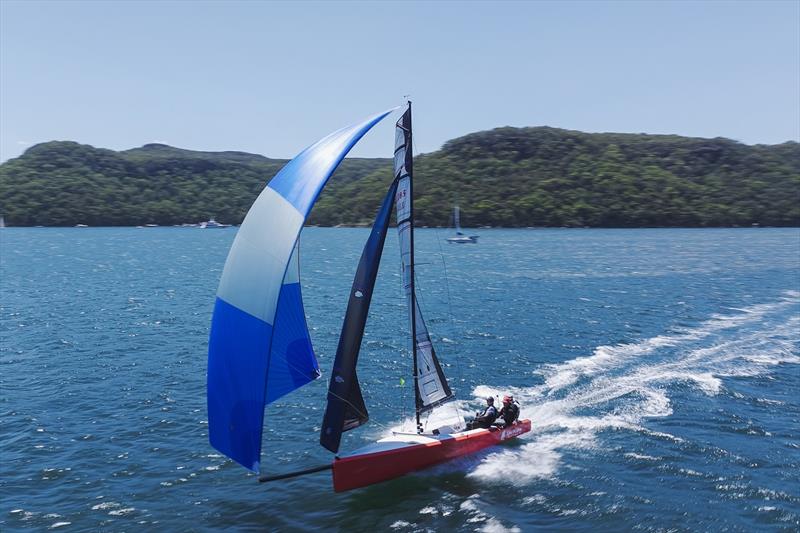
406 101 423 433
393 102 453 434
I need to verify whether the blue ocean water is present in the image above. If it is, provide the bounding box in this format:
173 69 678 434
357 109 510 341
1 227 798 531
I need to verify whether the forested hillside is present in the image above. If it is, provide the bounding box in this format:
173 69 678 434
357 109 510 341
1 127 798 227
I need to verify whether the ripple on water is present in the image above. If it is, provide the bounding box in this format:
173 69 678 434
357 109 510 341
1 227 798 531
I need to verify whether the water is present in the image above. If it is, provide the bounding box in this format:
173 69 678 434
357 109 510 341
1 227 798 531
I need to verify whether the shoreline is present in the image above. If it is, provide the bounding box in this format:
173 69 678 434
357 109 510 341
2 225 797 230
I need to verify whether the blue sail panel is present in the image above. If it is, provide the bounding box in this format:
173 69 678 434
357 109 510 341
265 281 320 404
268 109 397 216
207 297 272 472
207 108 396 473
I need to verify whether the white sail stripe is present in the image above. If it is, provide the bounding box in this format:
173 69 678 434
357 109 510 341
395 126 405 148
394 150 406 174
413 299 450 406
217 187 303 324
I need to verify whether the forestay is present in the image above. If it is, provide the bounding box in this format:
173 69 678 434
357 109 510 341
207 109 394 472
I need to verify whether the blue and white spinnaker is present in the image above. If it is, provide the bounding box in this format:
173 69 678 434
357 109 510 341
207 109 395 472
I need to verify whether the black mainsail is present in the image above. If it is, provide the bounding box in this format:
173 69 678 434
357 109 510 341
393 103 453 431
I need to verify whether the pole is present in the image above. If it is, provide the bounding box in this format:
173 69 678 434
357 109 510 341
258 463 332 483
406 101 422 434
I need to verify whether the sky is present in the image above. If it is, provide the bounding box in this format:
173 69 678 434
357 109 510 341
1 0 798 162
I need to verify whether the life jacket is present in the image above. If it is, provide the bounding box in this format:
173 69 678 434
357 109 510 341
480 405 498 422
501 401 520 423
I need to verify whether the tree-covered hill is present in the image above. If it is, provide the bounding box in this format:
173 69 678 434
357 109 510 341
0 141 386 226
1 127 798 227
403 127 800 227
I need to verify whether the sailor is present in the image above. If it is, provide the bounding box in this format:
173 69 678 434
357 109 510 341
467 397 498 430
497 395 520 427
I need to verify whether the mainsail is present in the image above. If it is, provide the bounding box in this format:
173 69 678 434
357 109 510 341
207 109 395 472
320 179 399 453
454 205 463 235
394 104 453 421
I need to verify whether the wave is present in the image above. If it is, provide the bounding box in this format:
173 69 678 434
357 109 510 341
537 291 800 392
467 291 800 484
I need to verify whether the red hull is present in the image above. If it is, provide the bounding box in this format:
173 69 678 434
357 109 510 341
332 420 531 492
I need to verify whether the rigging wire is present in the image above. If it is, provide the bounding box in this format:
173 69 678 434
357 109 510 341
409 112 466 430
433 227 468 427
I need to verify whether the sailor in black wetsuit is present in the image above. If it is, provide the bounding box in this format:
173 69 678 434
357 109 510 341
497 395 520 427
467 397 498 430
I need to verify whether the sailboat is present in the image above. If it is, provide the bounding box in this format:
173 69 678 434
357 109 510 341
206 104 530 492
198 218 231 229
446 205 479 243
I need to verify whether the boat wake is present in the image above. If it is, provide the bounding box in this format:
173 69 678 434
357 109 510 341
466 291 800 484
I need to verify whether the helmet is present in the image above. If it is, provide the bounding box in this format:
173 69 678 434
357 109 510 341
486 396 494 404
503 395 513 404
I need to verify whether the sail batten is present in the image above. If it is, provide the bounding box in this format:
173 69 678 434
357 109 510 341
207 109 395 472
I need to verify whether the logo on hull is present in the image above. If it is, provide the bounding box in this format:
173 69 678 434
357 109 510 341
500 424 527 440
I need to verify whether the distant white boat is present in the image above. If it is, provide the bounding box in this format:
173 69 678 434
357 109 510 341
0 215 5 229
75 224 89 228
199 218 231 229
446 205 478 244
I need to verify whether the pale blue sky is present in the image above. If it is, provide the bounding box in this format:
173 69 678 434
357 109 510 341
1 0 798 162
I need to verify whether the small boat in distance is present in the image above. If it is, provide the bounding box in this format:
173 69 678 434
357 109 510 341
206 104 529 493
446 205 479 244
199 218 231 229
